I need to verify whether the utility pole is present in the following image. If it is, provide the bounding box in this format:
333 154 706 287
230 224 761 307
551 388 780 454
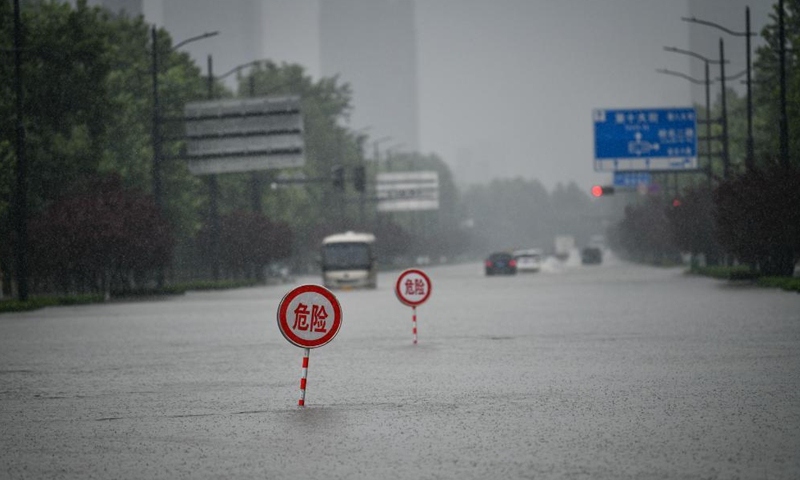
682 10 756 171
207 55 221 281
779 0 789 166
719 38 730 179
151 28 218 288
13 0 29 301
745 7 754 170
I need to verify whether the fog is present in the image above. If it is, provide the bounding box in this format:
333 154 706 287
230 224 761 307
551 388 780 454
147 0 774 193
416 0 693 191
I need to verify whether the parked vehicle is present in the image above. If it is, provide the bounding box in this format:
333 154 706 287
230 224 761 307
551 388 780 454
513 249 543 273
581 247 603 265
485 252 517 275
554 235 575 261
321 231 377 289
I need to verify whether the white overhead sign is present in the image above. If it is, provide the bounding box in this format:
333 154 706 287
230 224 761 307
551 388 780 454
376 171 439 212
183 95 305 175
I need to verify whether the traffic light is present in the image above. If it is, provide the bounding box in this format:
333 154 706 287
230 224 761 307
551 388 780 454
591 185 615 197
353 165 366 193
331 165 344 190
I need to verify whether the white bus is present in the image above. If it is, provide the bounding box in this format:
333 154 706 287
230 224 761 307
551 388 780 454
320 231 377 289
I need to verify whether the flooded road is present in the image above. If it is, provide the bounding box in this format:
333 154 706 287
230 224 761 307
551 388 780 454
2 258 799 479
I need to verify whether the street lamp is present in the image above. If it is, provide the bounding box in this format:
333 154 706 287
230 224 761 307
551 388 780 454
372 136 392 164
661 45 729 181
217 59 269 97
215 59 276 215
662 43 731 180
656 67 713 186
151 27 218 214
683 8 756 170
151 27 218 287
385 143 406 172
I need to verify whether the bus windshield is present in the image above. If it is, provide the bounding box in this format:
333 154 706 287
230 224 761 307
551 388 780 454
322 242 372 270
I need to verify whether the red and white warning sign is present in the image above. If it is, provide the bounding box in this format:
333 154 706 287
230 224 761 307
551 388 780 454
277 284 342 349
395 268 432 307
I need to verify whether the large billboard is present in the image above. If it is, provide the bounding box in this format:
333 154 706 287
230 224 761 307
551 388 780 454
376 171 439 212
183 95 304 175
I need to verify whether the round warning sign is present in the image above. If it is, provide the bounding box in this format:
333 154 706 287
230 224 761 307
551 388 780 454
395 268 432 307
277 284 342 349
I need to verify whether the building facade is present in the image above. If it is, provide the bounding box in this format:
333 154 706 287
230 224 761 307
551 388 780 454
319 0 420 153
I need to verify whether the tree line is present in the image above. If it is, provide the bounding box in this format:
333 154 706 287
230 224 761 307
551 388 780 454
2 1 798 300
0 1 486 298
611 1 800 276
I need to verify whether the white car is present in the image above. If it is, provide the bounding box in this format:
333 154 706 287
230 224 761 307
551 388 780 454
513 249 543 273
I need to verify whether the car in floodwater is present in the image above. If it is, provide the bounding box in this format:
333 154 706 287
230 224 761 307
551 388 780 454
513 249 543 273
484 252 517 276
581 247 603 265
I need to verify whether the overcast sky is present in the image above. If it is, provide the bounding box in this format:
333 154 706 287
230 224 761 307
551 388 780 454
415 0 699 191
412 0 773 191
169 0 772 193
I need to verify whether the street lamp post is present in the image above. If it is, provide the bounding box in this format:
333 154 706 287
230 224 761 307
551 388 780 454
372 136 392 166
683 9 756 171
662 43 729 179
206 55 221 282
661 46 727 184
719 38 730 180
216 59 273 214
150 27 218 287
385 143 406 172
657 65 713 187
778 0 789 165
151 27 218 212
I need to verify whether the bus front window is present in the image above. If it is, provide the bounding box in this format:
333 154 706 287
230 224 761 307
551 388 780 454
322 243 371 270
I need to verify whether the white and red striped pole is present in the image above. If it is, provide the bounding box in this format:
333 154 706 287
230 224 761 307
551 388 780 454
412 306 418 345
298 348 310 406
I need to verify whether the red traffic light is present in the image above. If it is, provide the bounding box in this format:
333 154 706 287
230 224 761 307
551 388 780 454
591 185 614 197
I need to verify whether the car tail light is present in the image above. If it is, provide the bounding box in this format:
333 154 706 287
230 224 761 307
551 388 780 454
509 259 517 267
485 260 493 267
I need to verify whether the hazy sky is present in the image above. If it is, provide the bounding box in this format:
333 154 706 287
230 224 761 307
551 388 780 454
415 0 697 191
166 0 772 193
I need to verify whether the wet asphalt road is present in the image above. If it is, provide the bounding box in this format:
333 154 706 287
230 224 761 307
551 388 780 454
1 257 800 479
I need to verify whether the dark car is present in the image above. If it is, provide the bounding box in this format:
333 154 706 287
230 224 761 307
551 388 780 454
485 252 517 275
581 247 603 265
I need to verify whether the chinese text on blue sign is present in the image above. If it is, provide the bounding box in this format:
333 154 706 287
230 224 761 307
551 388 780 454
593 107 698 172
613 171 651 188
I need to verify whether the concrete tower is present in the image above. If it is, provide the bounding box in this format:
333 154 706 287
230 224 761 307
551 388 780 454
319 0 419 152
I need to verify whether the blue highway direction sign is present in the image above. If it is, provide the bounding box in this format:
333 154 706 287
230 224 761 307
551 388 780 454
593 107 697 172
613 171 651 188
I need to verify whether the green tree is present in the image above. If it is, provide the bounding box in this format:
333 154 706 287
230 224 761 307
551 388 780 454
665 185 721 267
1 1 217 292
1 1 114 215
27 174 172 296
714 165 800 276
228 62 359 257
195 210 292 279
752 0 800 166
614 198 680 265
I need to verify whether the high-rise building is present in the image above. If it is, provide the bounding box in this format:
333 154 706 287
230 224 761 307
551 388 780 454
319 0 419 152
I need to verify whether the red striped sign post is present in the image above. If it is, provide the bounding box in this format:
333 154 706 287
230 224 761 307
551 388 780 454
277 284 342 407
395 269 432 344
